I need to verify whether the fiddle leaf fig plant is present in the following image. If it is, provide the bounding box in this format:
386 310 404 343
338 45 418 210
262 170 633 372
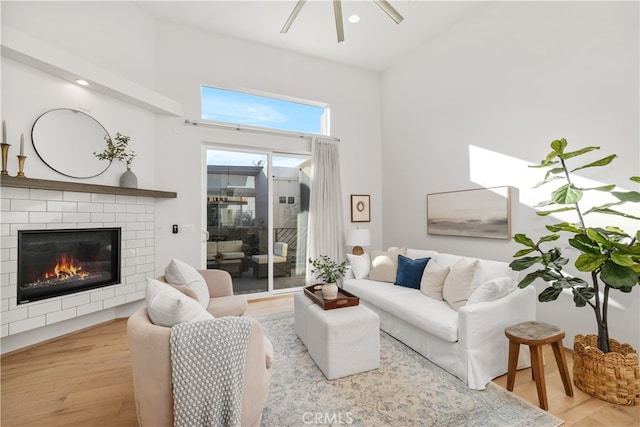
510 139 640 353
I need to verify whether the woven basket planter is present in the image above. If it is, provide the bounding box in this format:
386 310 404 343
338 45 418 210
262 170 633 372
573 334 639 405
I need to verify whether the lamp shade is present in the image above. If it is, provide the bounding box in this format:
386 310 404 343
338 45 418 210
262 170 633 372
346 228 371 247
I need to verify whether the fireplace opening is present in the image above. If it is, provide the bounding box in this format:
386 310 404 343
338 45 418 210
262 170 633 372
17 228 121 305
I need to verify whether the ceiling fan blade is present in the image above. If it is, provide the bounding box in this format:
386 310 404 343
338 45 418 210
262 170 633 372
373 0 404 24
333 0 345 43
281 0 307 34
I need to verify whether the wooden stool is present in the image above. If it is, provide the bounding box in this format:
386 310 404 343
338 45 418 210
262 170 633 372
505 321 573 410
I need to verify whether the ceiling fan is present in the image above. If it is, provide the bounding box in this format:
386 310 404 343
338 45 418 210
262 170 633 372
281 0 404 43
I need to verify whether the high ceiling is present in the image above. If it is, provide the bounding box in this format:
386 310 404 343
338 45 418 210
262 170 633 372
136 1 485 72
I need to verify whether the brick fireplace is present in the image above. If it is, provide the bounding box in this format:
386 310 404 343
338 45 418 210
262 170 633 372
1 185 157 339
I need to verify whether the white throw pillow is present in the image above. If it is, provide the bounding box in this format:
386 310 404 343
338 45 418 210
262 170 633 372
442 258 483 311
369 247 406 283
420 260 450 300
467 277 514 305
145 278 214 327
347 253 371 279
164 259 210 308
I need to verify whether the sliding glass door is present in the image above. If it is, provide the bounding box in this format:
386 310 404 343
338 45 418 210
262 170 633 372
205 148 309 296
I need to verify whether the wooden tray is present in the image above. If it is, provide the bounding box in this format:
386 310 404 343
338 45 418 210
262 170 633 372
304 284 360 310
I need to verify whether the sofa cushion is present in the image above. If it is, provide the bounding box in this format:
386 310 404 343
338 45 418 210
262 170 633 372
274 242 288 257
164 259 210 308
420 260 450 300
145 278 214 327
369 247 406 282
347 252 371 279
467 276 514 305
251 254 287 264
406 249 439 259
343 279 459 342
442 258 483 311
220 251 244 260
217 240 243 253
206 242 219 260
435 253 516 284
395 255 430 289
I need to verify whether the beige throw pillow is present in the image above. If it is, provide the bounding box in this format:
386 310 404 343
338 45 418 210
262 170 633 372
145 278 214 327
420 260 450 300
442 258 483 311
369 247 406 282
164 259 210 308
467 277 514 305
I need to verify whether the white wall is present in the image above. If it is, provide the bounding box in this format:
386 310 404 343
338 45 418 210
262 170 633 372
1 2 161 351
2 1 384 278
381 2 640 348
1 1 383 349
2 1 156 84
151 20 383 272
1 1 158 187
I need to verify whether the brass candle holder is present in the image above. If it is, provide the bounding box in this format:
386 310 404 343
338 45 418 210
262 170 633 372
16 155 26 178
1 143 10 175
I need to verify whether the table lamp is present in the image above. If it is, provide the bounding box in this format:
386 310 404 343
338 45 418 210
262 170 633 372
346 228 371 255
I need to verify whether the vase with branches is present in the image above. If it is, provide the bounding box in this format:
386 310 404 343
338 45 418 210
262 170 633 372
510 138 640 353
94 132 136 168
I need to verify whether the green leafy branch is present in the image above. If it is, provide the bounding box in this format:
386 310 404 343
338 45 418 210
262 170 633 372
94 132 136 168
309 255 347 284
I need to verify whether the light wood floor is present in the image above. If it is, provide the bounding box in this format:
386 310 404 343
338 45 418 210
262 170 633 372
2 295 638 426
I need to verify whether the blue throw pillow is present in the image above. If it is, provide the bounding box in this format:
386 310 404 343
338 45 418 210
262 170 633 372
394 255 430 289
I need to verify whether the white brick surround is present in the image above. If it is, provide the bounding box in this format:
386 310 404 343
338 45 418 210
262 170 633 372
0 186 154 339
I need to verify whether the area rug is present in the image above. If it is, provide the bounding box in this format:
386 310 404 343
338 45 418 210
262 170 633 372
254 311 564 427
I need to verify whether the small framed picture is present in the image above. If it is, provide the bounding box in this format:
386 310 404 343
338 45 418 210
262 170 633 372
279 196 286 204
287 196 295 204
350 195 370 222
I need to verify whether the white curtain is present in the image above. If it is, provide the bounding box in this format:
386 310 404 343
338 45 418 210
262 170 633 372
307 137 345 283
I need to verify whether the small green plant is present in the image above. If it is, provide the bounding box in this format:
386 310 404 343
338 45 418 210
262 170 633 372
94 132 136 168
309 255 348 284
510 139 640 353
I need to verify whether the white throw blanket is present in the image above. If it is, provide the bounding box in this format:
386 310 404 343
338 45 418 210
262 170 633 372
170 317 252 427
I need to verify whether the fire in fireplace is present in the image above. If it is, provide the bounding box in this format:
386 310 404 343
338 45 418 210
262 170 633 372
17 228 121 305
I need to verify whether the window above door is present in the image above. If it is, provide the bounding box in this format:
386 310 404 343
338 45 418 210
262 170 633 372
201 85 329 135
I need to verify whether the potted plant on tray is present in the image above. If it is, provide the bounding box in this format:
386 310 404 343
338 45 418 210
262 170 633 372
510 138 640 405
309 255 348 300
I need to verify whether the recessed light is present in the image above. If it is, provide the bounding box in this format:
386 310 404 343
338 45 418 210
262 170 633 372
348 14 360 24
75 79 89 86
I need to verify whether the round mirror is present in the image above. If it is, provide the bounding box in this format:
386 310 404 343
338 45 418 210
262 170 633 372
31 109 111 179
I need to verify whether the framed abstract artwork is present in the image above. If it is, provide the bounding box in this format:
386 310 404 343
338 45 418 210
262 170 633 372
427 186 511 239
350 195 370 222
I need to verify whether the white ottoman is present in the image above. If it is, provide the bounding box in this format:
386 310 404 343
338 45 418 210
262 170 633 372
294 291 315 347
295 292 380 380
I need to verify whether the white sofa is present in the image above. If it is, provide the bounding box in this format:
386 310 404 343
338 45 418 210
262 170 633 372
342 248 536 390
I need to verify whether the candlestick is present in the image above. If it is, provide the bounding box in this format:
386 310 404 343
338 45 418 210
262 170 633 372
16 155 26 178
20 134 24 156
2 120 6 144
1 143 10 175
